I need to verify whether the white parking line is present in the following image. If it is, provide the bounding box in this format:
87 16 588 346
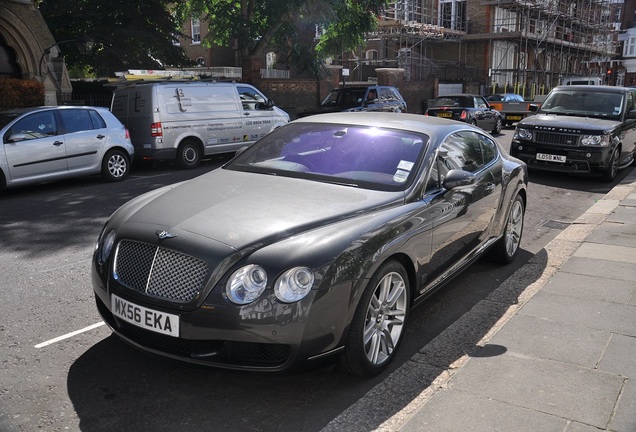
34 322 105 348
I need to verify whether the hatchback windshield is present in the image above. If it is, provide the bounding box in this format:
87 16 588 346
540 90 624 119
226 123 427 191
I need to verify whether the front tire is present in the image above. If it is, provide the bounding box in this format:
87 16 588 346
601 147 619 182
177 139 202 169
101 149 130 182
340 260 410 377
489 194 525 264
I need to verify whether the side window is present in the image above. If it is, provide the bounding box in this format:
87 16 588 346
89 110 107 129
59 109 94 133
366 88 378 102
9 112 57 140
475 97 488 109
237 86 266 111
478 133 498 165
442 132 484 173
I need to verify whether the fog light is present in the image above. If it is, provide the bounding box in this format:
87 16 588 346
518 145 523 151
586 153 592 158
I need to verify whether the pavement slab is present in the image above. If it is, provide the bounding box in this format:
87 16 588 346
448 353 624 429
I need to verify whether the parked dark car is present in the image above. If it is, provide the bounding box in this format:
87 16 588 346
92 112 527 377
298 85 407 117
425 94 503 134
0 106 134 190
511 85 636 182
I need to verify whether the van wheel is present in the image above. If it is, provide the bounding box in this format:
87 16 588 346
177 140 201 169
101 149 130 182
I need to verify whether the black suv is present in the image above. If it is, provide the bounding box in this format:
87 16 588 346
511 85 636 182
298 85 407 117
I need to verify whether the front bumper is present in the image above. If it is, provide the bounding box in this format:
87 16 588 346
92 264 349 372
510 140 613 175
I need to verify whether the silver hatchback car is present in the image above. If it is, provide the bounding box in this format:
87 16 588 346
0 106 135 190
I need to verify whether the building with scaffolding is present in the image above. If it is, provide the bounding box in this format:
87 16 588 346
358 1 623 97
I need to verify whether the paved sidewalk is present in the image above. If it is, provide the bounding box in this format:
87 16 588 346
323 170 636 432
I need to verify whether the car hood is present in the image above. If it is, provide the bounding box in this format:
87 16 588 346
520 114 620 131
122 168 402 252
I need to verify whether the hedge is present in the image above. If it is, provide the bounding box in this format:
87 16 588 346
0 78 44 109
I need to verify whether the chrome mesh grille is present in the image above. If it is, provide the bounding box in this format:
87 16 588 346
114 240 208 303
534 132 579 146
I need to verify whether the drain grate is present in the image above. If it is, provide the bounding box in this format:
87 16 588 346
539 219 571 230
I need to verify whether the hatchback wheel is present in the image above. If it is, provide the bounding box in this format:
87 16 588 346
101 149 129 182
340 260 409 377
490 194 525 264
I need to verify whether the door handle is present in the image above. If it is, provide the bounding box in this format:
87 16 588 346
96 134 105 139
53 141 63 146
243 112 251 116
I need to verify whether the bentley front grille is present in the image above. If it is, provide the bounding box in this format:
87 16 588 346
534 131 580 146
114 240 208 303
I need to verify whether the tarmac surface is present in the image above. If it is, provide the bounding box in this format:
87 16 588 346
322 169 636 432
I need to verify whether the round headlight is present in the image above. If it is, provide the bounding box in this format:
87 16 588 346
274 267 315 303
516 128 532 140
98 230 116 264
226 265 267 304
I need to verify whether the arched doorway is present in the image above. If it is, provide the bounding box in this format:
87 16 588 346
0 35 21 78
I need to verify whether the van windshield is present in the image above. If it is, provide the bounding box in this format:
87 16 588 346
539 90 624 119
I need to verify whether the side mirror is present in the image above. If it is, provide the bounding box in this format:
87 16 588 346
442 169 476 190
255 100 275 110
529 104 539 113
627 109 636 119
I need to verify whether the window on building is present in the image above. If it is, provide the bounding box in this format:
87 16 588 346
266 52 276 69
366 50 378 60
191 18 201 44
625 36 636 58
440 0 466 32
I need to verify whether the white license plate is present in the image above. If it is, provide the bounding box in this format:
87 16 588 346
111 294 180 337
536 153 566 163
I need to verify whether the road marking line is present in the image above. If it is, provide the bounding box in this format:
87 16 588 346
34 322 105 348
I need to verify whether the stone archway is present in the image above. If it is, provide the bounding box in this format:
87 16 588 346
0 0 72 105
0 35 20 78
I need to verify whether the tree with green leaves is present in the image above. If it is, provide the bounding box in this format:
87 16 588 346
174 0 388 74
38 0 192 77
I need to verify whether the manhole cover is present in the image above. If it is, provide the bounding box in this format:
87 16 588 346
539 219 571 230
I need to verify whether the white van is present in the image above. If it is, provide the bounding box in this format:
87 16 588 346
110 81 289 168
559 76 603 86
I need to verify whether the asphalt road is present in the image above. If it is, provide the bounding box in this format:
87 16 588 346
0 128 632 432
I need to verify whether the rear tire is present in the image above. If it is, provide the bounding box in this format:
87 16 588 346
101 149 130 182
492 117 502 135
340 260 409 377
177 139 202 169
489 194 525 264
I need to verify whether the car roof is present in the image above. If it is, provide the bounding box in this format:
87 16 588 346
552 85 628 93
0 105 108 115
435 94 480 98
292 112 480 139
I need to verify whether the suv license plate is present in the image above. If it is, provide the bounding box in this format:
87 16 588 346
536 153 566 163
111 294 180 337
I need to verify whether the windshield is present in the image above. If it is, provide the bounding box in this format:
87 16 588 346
540 90 624 119
226 123 427 191
320 88 367 108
